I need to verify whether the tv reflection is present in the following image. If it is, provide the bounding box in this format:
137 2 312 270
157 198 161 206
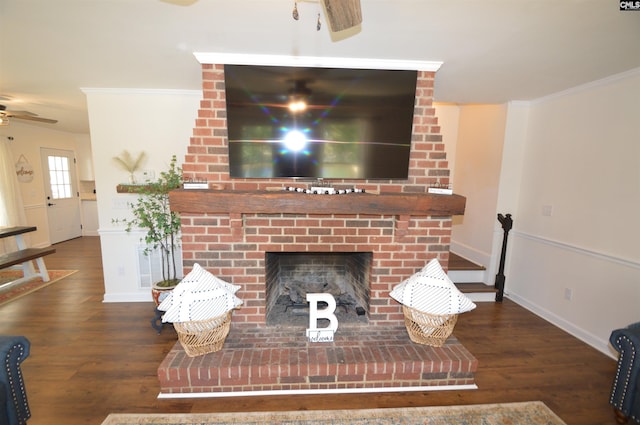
229 136 408 180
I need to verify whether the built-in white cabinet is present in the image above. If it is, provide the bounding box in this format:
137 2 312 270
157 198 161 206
81 200 99 236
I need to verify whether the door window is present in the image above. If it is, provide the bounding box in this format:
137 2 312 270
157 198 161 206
47 155 72 199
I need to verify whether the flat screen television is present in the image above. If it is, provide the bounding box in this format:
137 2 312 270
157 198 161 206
224 64 417 179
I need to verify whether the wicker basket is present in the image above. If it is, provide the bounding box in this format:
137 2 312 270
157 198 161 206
173 310 232 357
402 305 458 347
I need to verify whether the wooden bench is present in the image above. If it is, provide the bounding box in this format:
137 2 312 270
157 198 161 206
0 226 56 286
0 247 57 270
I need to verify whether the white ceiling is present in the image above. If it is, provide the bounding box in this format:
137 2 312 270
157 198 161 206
1 0 639 134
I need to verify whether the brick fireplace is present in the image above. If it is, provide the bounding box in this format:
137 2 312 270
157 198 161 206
158 61 477 396
172 63 464 327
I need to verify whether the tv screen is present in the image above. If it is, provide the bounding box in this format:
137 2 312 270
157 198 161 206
224 65 417 179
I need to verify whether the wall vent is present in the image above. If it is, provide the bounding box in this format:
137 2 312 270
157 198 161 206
137 245 183 289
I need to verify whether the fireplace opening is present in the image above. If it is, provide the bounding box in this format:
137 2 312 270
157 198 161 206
265 252 372 327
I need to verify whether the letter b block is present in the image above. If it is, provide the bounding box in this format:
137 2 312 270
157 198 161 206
306 293 338 342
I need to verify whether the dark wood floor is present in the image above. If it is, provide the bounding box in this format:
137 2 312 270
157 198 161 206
0 237 618 424
448 252 486 271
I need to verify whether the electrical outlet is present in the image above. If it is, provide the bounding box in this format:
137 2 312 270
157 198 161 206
542 205 553 216
564 288 573 300
112 197 129 209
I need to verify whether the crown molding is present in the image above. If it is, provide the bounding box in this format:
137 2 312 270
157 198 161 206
531 66 640 104
81 88 201 96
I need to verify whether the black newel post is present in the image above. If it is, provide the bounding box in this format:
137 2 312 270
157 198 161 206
494 213 513 302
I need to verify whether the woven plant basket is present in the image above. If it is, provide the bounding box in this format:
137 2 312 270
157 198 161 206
174 310 232 357
402 305 458 347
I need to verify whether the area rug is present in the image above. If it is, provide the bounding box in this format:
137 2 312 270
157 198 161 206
101 401 566 425
0 269 77 306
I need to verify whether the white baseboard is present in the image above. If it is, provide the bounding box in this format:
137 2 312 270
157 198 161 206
505 293 617 360
449 242 491 268
448 269 486 283
158 384 478 399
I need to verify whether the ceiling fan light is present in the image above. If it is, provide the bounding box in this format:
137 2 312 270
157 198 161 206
0 115 8 126
288 99 307 113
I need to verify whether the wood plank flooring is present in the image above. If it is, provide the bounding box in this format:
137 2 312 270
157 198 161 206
0 237 617 425
448 252 486 271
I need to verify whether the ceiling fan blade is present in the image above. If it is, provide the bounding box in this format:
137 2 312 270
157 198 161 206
7 110 36 116
9 114 58 124
0 104 58 124
321 0 362 32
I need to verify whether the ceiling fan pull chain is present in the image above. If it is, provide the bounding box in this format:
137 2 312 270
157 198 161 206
292 2 299 20
317 13 321 31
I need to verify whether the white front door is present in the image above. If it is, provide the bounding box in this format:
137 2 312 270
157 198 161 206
40 148 82 243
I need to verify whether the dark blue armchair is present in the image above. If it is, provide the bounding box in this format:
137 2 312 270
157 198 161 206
0 336 30 425
610 322 640 424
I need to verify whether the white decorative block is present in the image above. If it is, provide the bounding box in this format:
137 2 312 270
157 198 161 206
306 293 338 342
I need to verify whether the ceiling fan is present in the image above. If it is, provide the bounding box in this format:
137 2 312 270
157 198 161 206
319 0 362 33
159 0 363 34
292 0 362 34
0 104 58 126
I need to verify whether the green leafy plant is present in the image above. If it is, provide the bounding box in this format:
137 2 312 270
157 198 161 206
114 155 182 287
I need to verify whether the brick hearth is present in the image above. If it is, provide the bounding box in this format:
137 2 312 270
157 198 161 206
158 324 477 396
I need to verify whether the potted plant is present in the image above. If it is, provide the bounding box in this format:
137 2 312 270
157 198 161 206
114 155 183 305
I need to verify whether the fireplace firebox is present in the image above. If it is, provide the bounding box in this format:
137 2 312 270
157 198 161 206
265 252 372 327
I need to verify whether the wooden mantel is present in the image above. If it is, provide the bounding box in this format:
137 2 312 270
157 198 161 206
169 189 465 216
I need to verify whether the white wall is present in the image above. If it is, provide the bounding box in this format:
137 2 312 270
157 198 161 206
84 89 200 302
437 70 640 356
446 104 507 275
433 103 460 187
504 69 640 356
0 122 93 247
